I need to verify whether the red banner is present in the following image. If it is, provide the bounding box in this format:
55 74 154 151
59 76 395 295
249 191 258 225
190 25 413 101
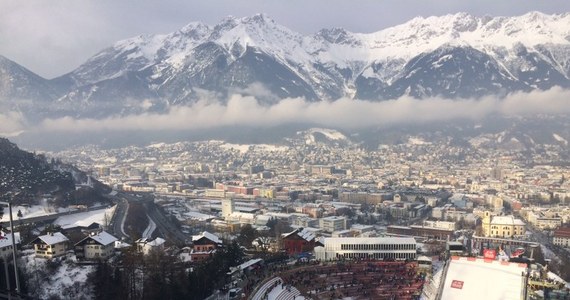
483 249 496 260
451 280 464 289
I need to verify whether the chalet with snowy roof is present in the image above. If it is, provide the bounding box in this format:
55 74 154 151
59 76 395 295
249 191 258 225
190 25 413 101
190 231 222 262
30 232 69 259
553 227 570 247
0 232 20 260
136 237 166 255
281 228 316 256
74 231 118 261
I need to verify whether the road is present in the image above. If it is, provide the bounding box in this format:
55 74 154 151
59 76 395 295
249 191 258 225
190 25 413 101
110 192 189 245
108 196 129 240
144 201 189 245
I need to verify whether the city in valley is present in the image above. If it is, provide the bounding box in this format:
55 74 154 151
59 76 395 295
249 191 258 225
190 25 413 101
28 126 567 299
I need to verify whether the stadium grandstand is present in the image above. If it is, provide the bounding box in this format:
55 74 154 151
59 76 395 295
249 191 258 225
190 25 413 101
249 260 426 299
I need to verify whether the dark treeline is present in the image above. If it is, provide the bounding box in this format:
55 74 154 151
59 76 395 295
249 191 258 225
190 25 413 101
91 241 244 300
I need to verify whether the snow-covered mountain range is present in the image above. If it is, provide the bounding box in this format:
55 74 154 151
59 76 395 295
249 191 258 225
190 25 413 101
2 12 570 118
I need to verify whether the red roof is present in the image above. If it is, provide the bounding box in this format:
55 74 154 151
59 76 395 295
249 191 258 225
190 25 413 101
554 227 570 238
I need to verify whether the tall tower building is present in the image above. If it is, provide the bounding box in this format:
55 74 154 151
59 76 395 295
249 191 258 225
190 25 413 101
222 198 235 220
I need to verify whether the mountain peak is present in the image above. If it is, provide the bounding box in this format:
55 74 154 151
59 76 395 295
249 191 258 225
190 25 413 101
243 13 273 25
317 27 359 45
179 22 211 36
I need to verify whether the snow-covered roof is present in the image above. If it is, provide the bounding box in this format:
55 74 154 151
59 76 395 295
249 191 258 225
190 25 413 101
146 237 165 247
192 231 222 244
492 215 525 226
282 228 315 242
237 258 263 270
513 219 526 226
37 232 69 245
440 256 526 300
114 240 131 249
83 231 118 246
0 232 20 248
256 215 273 221
136 237 166 248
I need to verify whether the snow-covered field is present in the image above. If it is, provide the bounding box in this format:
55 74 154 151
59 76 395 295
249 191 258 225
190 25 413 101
0 203 73 222
53 206 116 229
20 250 94 300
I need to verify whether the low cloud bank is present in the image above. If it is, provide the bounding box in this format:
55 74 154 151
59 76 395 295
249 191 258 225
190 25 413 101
2 87 570 135
0 111 25 137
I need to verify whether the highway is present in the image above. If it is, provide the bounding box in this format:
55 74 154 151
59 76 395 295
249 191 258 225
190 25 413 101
108 197 129 240
111 192 189 245
144 200 189 245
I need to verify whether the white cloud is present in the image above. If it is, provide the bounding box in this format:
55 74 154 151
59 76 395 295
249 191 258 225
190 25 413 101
0 111 25 137
32 87 570 133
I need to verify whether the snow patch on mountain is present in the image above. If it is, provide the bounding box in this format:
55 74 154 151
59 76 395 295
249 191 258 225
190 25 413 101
304 128 348 141
553 133 568 145
408 137 431 145
218 142 289 153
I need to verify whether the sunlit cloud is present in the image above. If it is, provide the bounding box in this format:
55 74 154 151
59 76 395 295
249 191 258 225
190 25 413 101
0 111 26 136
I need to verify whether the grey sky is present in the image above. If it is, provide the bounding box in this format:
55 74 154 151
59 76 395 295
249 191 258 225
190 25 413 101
1 0 569 78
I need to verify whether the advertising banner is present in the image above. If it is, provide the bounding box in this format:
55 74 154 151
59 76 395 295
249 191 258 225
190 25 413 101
451 280 464 289
483 249 497 259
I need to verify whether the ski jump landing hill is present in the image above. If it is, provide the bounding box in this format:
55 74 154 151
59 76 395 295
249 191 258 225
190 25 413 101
440 256 527 300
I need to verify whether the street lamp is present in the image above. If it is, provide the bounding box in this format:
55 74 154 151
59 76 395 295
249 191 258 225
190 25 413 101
0 200 20 294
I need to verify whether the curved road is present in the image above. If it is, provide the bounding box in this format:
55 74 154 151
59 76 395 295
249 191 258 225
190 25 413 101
110 192 189 245
108 197 129 240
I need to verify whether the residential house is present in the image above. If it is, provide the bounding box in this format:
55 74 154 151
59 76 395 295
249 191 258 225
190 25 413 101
74 231 118 260
30 232 69 259
281 228 316 256
136 237 166 255
190 231 222 262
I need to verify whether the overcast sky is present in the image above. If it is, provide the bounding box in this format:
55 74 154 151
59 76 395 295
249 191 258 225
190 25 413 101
1 0 569 78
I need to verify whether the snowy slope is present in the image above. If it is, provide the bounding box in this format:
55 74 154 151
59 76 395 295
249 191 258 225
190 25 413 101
60 12 570 101
3 12 570 119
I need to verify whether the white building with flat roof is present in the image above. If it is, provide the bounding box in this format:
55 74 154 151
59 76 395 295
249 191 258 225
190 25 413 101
314 237 417 261
319 216 348 232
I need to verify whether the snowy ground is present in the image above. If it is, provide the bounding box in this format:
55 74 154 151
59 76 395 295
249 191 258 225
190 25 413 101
440 257 525 300
53 206 116 229
0 203 73 222
142 214 156 238
19 250 94 300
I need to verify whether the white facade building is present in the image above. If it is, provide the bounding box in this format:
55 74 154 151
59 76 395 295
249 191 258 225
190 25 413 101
423 220 456 231
136 237 166 255
319 216 348 232
314 237 417 261
31 232 69 259
222 198 235 220
74 231 118 260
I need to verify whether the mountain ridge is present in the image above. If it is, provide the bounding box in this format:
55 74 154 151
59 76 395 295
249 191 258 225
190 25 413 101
1 12 570 119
